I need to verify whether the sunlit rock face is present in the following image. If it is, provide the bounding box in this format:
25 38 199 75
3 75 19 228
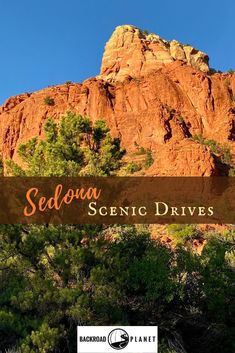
99 25 210 82
0 25 234 176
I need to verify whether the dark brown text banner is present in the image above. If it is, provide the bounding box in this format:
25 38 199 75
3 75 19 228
0 177 234 224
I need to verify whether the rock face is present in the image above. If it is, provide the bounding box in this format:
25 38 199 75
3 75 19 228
0 25 234 176
148 140 218 176
100 25 209 82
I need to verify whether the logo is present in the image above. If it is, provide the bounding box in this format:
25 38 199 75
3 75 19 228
108 328 129 350
77 326 158 353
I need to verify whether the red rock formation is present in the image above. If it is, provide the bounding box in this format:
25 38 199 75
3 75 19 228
99 25 210 81
148 140 217 176
0 25 234 176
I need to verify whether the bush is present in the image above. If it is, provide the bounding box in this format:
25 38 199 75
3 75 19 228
125 162 141 174
133 146 146 155
228 69 235 75
1 226 234 352
21 324 61 353
142 29 149 35
144 149 154 168
167 224 201 244
0 159 4 175
229 167 235 176
191 135 232 165
177 116 185 124
6 113 125 176
44 96 55 106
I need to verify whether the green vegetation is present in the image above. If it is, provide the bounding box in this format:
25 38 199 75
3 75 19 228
225 79 231 87
132 144 154 170
124 161 142 174
144 149 154 168
133 143 146 155
137 146 146 155
167 224 201 244
229 167 235 176
124 142 154 174
6 113 125 176
142 29 149 35
224 75 235 102
191 134 232 165
1 113 235 353
177 116 185 124
43 96 55 106
0 159 4 176
0 226 234 353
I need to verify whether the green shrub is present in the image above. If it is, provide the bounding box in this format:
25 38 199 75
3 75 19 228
138 146 146 154
191 134 204 144
167 224 201 244
0 159 4 175
133 145 146 155
125 162 141 174
1 225 234 352
144 149 154 168
221 145 232 164
229 167 235 176
191 135 232 165
44 96 55 106
142 29 149 35
21 323 61 353
6 113 125 176
177 116 185 124
228 69 235 75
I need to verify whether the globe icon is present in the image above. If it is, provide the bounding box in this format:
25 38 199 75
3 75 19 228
108 328 129 350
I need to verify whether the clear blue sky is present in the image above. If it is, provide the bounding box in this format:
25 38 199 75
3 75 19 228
0 0 234 105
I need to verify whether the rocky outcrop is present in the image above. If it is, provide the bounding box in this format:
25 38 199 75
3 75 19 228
100 25 209 82
148 140 218 176
0 25 234 176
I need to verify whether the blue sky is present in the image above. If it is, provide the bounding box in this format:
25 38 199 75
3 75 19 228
0 0 234 104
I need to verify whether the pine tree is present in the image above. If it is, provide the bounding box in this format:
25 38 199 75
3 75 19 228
6 112 125 176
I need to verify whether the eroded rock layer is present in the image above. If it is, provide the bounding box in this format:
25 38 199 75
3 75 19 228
100 25 210 82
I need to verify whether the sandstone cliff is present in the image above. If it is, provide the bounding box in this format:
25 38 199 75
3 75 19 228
0 25 234 176
99 25 210 82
